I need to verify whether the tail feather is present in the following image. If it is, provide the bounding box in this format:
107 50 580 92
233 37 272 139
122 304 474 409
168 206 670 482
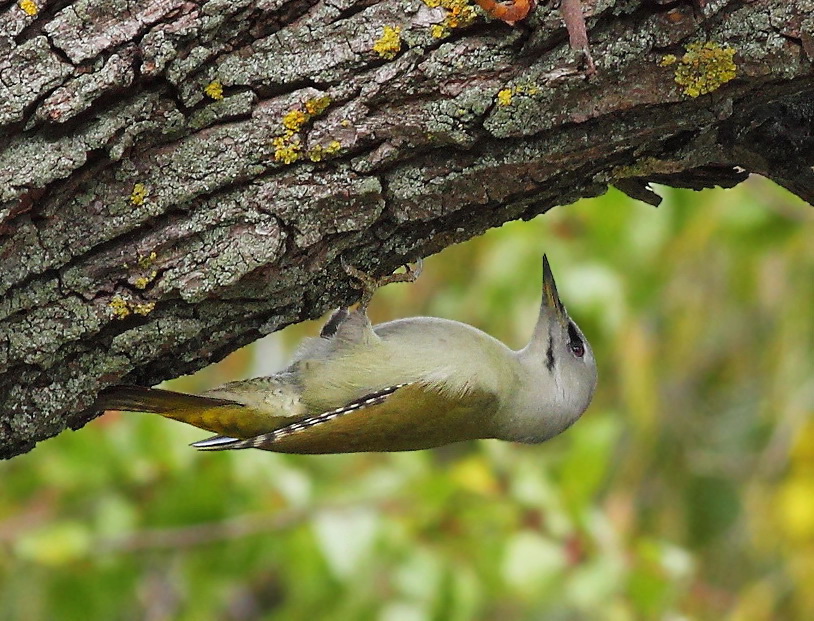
96 385 242 414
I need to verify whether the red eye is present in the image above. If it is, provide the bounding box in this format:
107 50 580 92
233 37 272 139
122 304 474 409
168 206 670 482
570 342 585 358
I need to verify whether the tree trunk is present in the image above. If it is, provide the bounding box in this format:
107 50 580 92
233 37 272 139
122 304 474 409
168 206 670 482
1 0 812 458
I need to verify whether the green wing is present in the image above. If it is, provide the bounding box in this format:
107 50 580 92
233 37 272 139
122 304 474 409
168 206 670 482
193 383 500 454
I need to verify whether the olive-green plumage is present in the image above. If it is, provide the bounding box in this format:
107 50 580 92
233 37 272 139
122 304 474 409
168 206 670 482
96 256 597 453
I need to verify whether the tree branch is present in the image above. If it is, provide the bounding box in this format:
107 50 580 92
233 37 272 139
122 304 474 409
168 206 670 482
1 0 812 458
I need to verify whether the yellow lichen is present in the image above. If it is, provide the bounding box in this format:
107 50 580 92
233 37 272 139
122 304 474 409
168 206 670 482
204 80 224 100
271 95 333 164
282 109 310 132
305 96 332 116
109 294 156 318
424 0 478 37
495 83 540 107
19 0 38 16
133 276 151 289
431 24 450 39
660 42 737 98
307 140 343 162
132 252 159 288
137 251 157 269
443 0 478 28
374 26 402 60
108 296 131 319
130 183 147 206
273 133 302 164
132 302 156 316
658 54 677 67
274 97 335 164
281 97 331 133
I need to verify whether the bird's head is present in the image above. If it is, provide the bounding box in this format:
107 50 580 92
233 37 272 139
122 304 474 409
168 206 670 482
525 255 598 418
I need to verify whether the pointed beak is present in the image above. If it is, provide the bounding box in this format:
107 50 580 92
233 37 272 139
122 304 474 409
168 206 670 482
541 255 568 327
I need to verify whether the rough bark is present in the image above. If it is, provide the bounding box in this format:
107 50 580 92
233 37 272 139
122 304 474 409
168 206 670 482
1 0 813 458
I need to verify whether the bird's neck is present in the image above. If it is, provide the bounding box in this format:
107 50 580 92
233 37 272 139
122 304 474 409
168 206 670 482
490 340 584 444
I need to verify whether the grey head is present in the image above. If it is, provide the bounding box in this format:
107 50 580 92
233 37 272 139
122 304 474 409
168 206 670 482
510 255 598 442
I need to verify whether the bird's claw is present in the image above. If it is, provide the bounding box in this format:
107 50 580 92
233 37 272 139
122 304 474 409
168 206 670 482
341 257 423 309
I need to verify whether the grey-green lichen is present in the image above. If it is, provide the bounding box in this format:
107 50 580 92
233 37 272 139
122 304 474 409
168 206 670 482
484 83 554 139
42 0 180 64
0 92 184 205
423 87 494 147
188 90 257 131
35 52 136 124
6 297 103 366
249 171 384 248
0 36 72 126
155 203 285 302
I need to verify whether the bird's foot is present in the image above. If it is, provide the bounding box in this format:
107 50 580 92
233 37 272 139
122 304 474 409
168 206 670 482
341 257 423 309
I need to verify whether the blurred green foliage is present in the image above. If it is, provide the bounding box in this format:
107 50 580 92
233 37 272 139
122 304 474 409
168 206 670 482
2 178 814 620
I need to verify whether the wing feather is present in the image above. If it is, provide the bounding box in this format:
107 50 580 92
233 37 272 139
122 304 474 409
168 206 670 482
192 383 499 454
